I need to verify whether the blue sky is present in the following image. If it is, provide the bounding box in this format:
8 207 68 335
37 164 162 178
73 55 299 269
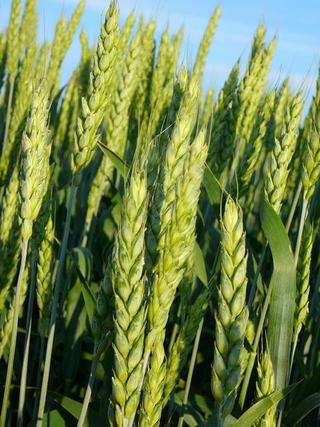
1 0 320 103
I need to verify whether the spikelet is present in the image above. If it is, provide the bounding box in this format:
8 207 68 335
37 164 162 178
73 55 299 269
164 286 210 404
240 90 276 190
211 197 248 418
250 23 266 60
236 28 276 159
302 128 320 201
0 166 21 312
141 129 208 426
147 73 199 267
149 29 170 114
293 222 314 343
47 0 85 96
209 61 240 175
6 0 21 81
0 44 37 184
139 332 166 427
34 42 50 81
201 88 215 129
264 92 303 213
92 268 114 343
54 74 78 161
83 25 142 243
166 67 189 128
36 209 55 338
302 72 320 201
146 67 189 192
109 149 149 427
274 79 290 141
19 0 38 50
193 6 221 80
0 32 7 87
255 351 276 427
118 10 135 58
0 265 30 359
161 28 184 112
133 19 156 125
104 23 142 162
19 80 51 242
143 27 183 140
63 0 85 52
71 1 120 176
54 32 90 175
46 15 67 92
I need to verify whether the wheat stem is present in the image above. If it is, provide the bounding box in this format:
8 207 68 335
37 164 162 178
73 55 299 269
239 271 273 409
286 182 302 231
177 318 204 427
36 182 77 426
17 249 37 427
0 240 29 427
294 195 308 265
77 345 98 427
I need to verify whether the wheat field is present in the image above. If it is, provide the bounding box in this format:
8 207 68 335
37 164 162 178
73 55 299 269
0 1 319 426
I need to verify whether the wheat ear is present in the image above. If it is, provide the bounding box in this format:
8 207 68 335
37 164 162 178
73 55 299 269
211 196 248 420
264 92 303 214
71 0 120 176
83 23 142 244
140 128 208 426
255 351 276 427
109 149 149 427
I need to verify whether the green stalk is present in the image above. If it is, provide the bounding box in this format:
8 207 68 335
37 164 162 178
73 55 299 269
17 249 37 427
286 182 302 231
214 407 224 427
226 136 241 188
32 335 45 422
239 276 273 409
168 304 182 353
288 195 308 378
248 245 267 309
294 195 308 265
0 239 29 427
139 348 151 394
76 346 98 427
36 182 77 426
177 318 204 427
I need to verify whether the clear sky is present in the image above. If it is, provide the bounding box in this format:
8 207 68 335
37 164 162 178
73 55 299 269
1 0 320 103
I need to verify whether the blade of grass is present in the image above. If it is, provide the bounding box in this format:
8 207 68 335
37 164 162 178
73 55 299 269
261 200 296 390
239 199 296 408
285 392 320 426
